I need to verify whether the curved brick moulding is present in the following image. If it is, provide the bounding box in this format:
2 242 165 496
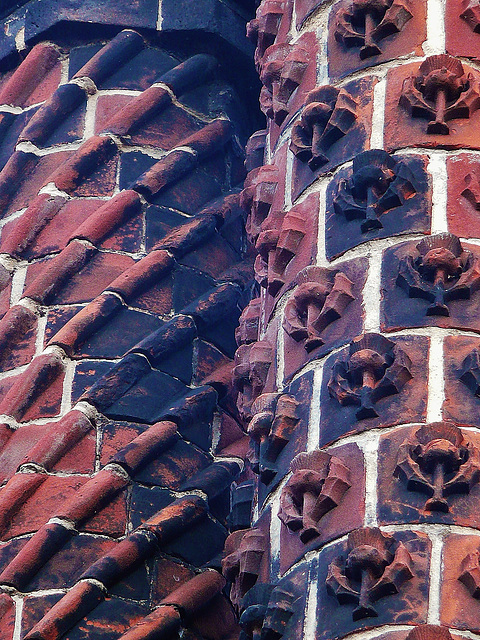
1 0 480 639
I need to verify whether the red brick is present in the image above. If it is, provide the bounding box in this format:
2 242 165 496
385 59 480 152
446 0 480 61
447 153 480 238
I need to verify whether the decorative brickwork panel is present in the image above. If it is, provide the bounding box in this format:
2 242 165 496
291 77 376 199
315 530 430 638
326 151 431 259
385 57 480 151
319 334 428 445
382 234 480 331
328 0 426 80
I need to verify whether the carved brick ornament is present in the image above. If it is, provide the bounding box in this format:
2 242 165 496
240 165 280 243
394 422 480 512
290 86 358 171
405 627 454 640
328 333 412 420
333 149 418 233
260 43 309 125
233 340 273 421
247 392 300 483
462 170 480 210
335 0 413 60
235 298 262 347
283 266 355 351
460 347 480 398
396 233 480 317
399 54 480 134
326 527 414 620
459 548 480 598
461 1 480 34
278 451 351 542
239 583 295 640
247 0 285 67
222 528 266 611
255 207 306 295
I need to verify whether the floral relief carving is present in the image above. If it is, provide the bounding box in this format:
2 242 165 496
290 86 357 171
278 451 351 542
335 0 413 60
399 54 480 134
260 43 309 125
283 266 355 351
396 233 480 317
328 333 412 420
395 422 480 512
255 207 306 295
333 149 418 233
222 528 266 611
326 527 414 620
247 392 300 483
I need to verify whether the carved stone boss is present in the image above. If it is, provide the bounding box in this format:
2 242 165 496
283 266 355 351
333 149 418 233
395 422 480 512
328 333 412 420
327 527 414 620
396 233 480 316
400 54 480 134
278 451 351 542
247 392 300 483
290 86 357 171
335 0 413 60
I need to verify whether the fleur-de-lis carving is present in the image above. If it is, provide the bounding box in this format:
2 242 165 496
399 54 480 134
328 334 412 420
247 393 300 483
459 549 480 598
326 527 414 620
396 233 480 316
461 1 480 34
290 86 357 171
255 207 306 296
335 0 413 60
283 266 355 351
395 422 480 512
278 451 351 542
260 43 309 125
222 528 266 611
333 149 418 233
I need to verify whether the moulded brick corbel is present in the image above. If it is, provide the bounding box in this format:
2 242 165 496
0 193 67 257
23 579 105 640
0 351 64 420
55 466 129 524
68 189 142 246
46 135 118 193
0 43 60 107
0 305 38 364
161 569 226 616
0 151 38 215
47 292 124 355
18 82 88 146
21 410 93 470
106 249 174 301
23 239 96 304
115 606 181 640
73 29 145 85
111 420 178 474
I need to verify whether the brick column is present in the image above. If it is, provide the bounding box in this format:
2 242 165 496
227 1 480 639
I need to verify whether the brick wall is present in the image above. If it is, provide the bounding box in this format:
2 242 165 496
231 1 480 639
